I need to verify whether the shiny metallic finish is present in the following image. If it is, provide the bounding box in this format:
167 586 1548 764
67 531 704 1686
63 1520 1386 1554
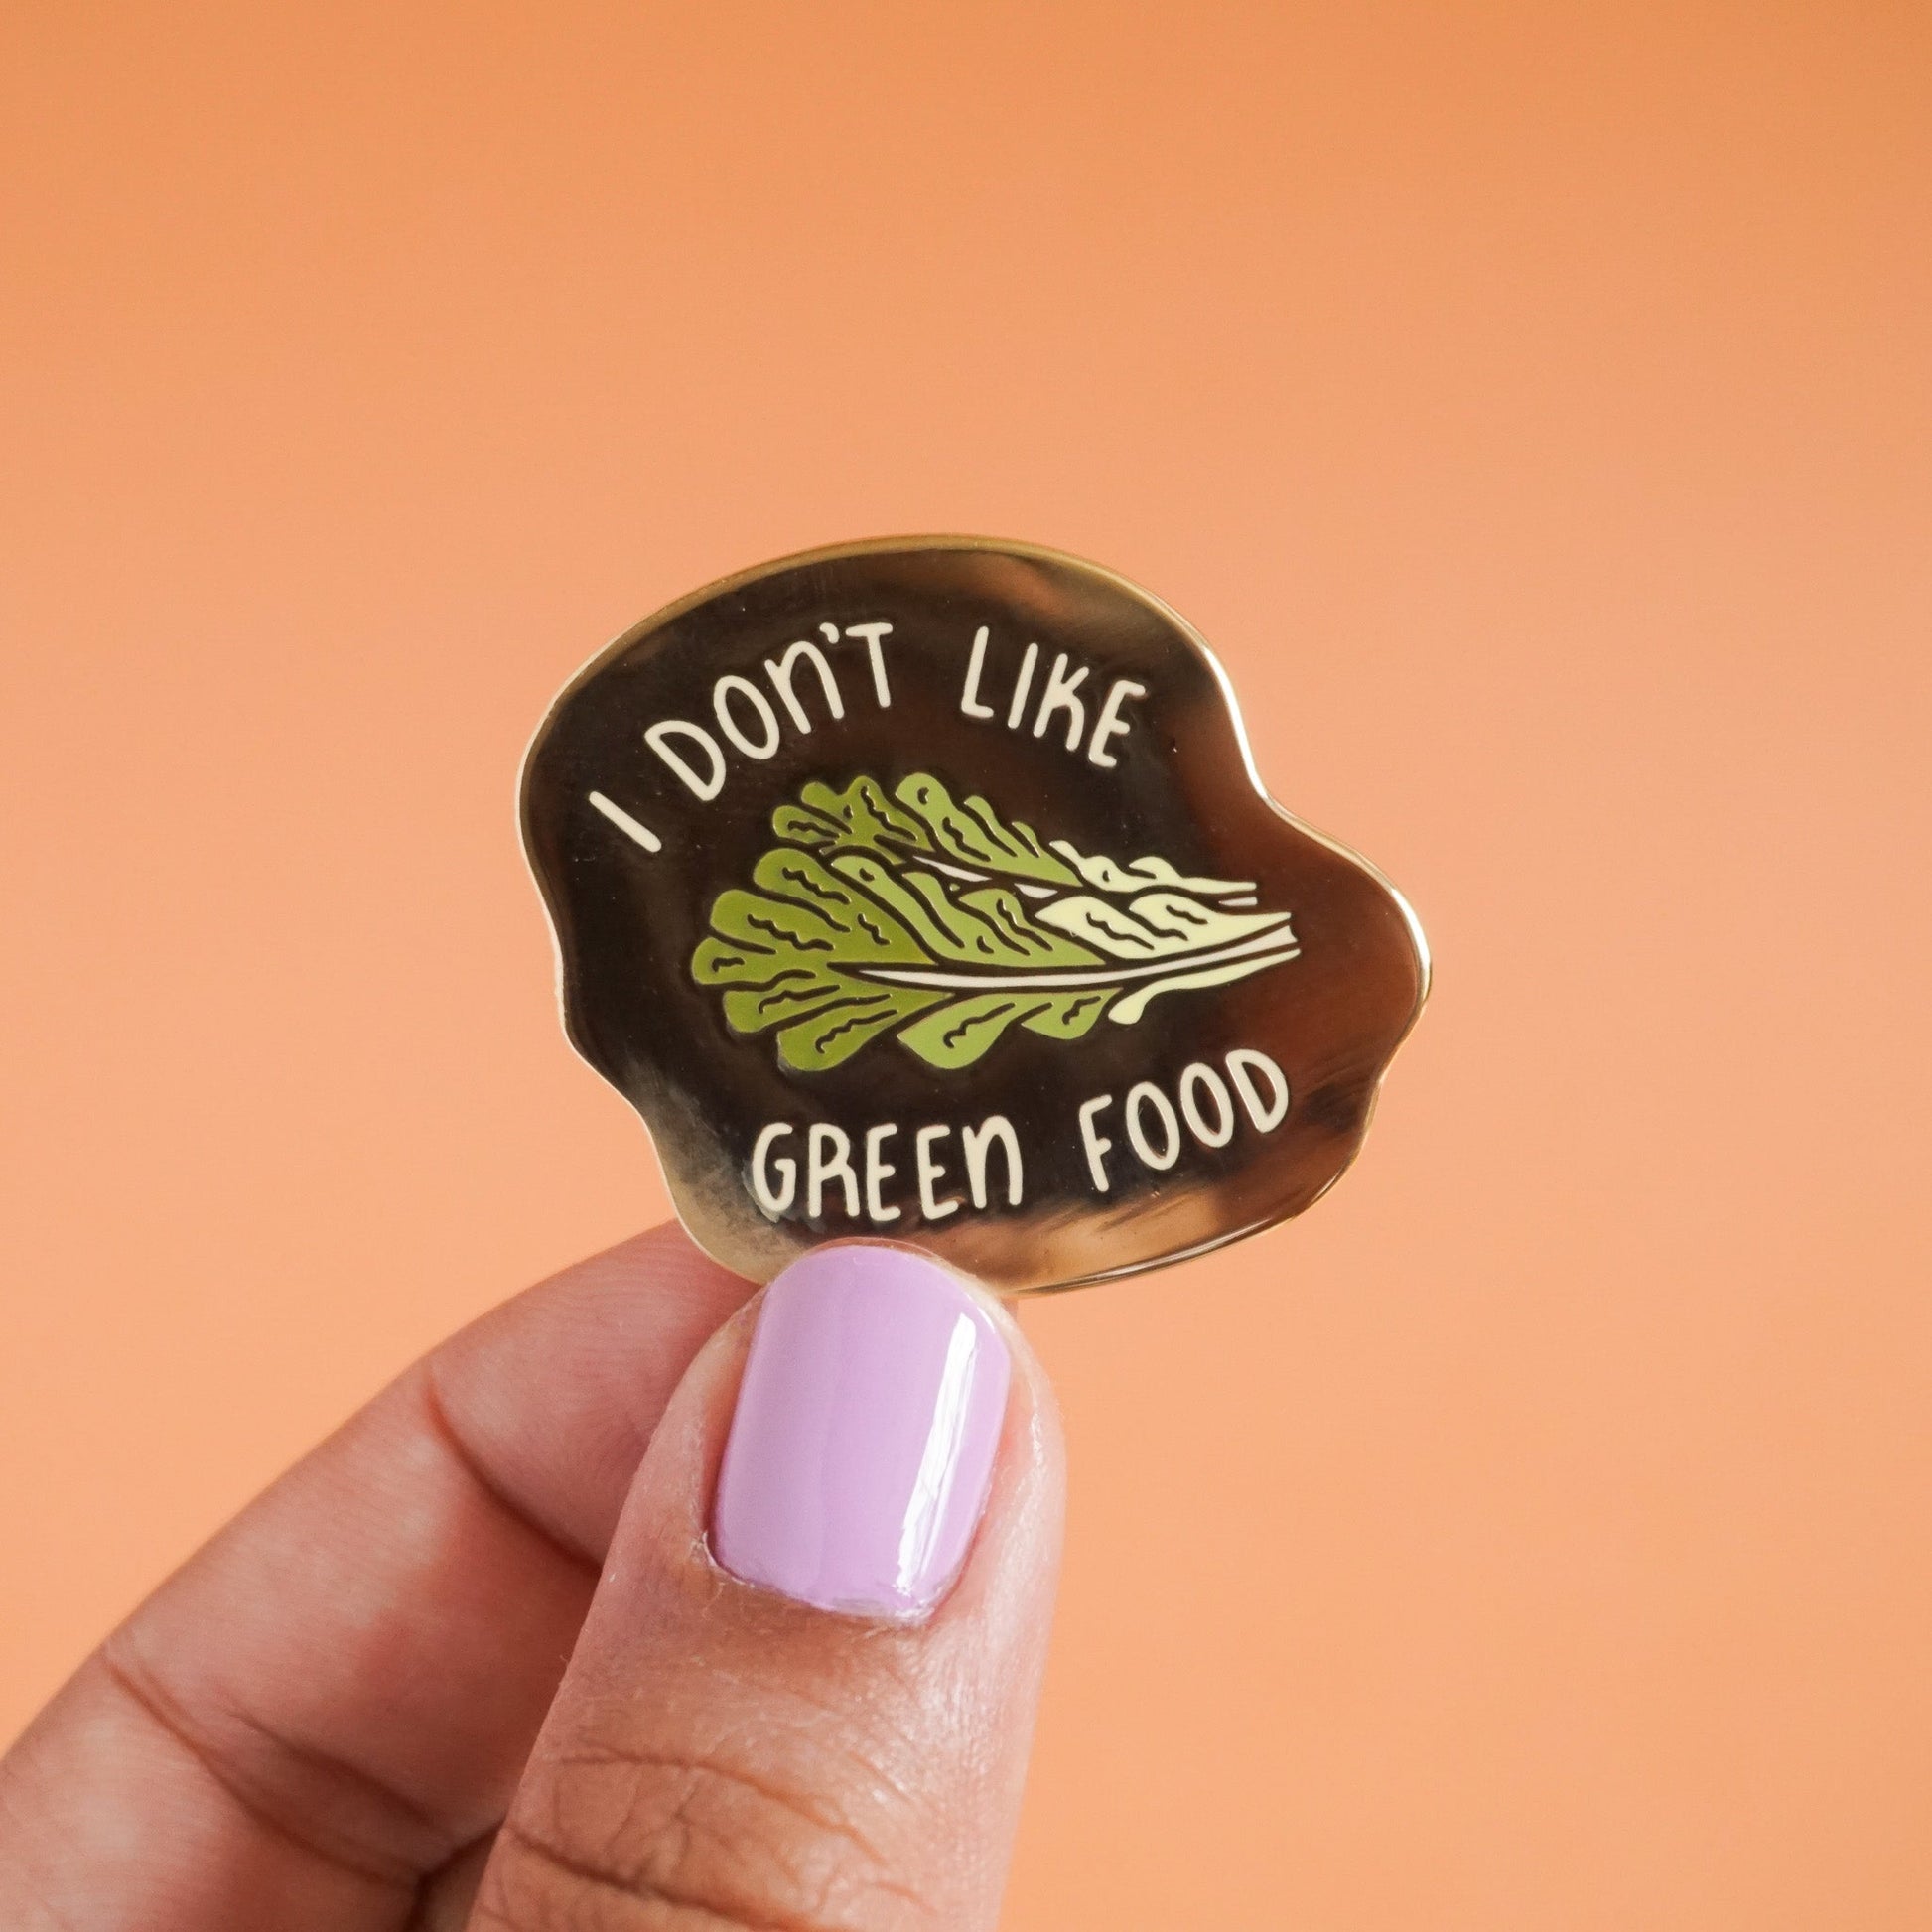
522 537 1428 1293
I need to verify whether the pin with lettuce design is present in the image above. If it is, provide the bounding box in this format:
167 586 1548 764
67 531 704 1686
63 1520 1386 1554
522 538 1428 1292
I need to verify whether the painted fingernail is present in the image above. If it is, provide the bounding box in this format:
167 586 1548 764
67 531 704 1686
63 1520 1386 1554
711 1243 1012 1619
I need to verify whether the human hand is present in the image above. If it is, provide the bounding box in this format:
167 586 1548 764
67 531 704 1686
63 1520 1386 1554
0 1231 1063 1929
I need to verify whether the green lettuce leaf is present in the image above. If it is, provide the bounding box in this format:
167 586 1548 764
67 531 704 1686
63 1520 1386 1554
691 773 1300 1071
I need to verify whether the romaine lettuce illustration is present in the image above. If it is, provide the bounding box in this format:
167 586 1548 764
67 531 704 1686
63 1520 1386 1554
691 774 1300 1071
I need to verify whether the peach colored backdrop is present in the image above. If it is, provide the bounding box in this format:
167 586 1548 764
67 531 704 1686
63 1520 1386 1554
4 5 1929 1926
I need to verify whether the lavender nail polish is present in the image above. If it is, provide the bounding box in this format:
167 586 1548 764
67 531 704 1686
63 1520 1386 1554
711 1244 1011 1619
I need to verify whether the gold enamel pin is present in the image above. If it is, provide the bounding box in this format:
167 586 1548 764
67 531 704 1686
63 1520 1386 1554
522 538 1428 1292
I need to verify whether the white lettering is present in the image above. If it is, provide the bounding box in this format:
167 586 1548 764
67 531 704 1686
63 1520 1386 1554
1032 651 1089 751
1078 1093 1116 1192
761 640 845 734
1178 1061 1235 1147
961 1114 1024 1208
915 1124 960 1219
864 1123 901 1224
751 1123 796 1217
960 624 996 719
643 719 726 800
1086 678 1146 768
843 621 895 707
1226 1047 1291 1132
1006 641 1038 730
587 789 662 853
1125 1080 1181 1170
746 1113 1050 1219
807 1123 859 1219
712 673 781 759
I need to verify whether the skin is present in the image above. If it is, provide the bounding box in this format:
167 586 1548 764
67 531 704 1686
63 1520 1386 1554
0 1227 1066 1930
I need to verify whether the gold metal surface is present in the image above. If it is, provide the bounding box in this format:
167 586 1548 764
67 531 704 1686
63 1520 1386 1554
522 537 1428 1292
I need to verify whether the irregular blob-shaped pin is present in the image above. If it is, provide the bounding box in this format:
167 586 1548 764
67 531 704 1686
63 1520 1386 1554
522 538 1428 1292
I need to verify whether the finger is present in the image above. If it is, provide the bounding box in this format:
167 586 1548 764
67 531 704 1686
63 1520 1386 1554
473 1242 1065 1932
407 1834 494 1932
0 1226 753 1932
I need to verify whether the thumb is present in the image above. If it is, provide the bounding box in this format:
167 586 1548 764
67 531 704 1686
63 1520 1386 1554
469 1242 1065 1932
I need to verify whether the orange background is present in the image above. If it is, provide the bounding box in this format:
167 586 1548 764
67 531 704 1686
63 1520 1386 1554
4 4 1929 1925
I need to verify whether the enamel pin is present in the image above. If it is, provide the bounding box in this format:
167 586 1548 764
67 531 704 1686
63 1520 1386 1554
522 538 1428 1292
